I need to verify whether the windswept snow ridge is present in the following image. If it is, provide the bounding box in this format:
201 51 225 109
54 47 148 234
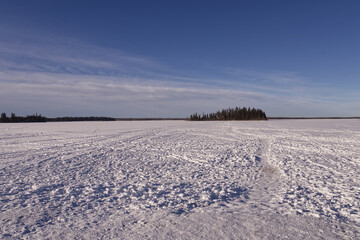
0 120 359 239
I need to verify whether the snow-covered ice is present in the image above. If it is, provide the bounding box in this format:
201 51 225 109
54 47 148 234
0 120 359 239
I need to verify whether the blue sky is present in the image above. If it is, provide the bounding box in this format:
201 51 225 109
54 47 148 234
0 1 359 117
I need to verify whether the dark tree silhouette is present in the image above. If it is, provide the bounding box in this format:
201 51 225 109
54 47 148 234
0 113 115 123
189 107 267 121
1 113 7 122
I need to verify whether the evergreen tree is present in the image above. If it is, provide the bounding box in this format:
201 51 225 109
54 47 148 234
11 113 16 122
1 113 7 122
188 107 267 121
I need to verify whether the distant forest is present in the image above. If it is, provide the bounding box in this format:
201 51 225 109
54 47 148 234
47 116 116 122
189 107 267 121
1 113 46 123
0 113 115 123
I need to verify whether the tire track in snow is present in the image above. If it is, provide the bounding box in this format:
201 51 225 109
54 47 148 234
237 135 285 214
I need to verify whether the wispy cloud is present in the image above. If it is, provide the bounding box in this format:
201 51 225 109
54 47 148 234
224 67 305 84
0 28 358 117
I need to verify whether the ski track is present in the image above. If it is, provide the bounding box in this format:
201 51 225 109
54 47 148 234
0 120 359 239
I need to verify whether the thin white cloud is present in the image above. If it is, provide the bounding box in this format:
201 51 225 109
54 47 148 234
0 28 359 117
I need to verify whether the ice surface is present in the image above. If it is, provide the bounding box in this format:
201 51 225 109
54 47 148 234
0 120 359 239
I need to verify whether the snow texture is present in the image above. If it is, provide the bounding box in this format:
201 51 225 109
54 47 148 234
0 120 359 239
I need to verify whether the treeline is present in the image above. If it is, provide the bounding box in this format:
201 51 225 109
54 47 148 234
1 113 46 123
189 107 267 121
0 113 116 123
47 116 116 122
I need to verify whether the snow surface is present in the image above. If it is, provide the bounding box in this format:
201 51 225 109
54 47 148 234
0 119 359 239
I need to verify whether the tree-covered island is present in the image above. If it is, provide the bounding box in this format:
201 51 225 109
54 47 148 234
189 107 267 121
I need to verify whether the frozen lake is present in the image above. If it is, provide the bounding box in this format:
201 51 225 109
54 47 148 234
1 120 359 239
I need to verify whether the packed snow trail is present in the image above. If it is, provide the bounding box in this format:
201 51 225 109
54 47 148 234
0 120 359 239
